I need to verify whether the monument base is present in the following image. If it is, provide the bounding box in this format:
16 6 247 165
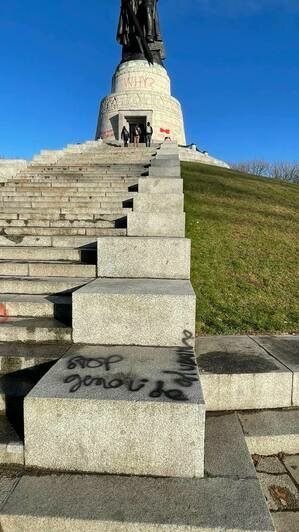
96 60 186 145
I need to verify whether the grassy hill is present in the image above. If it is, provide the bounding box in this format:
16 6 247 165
182 162 299 335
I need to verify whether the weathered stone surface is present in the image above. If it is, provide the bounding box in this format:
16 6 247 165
133 193 184 213
239 410 299 455
0 318 72 343
73 279 195 346
253 335 299 406
0 474 274 531
196 336 292 410
25 345 205 477
255 457 286 475
127 212 185 237
149 165 181 178
0 417 23 465
0 294 71 319
257 472 298 511
272 511 299 532
0 344 70 373
205 413 256 478
0 276 91 295
97 237 190 279
150 158 180 168
0 472 19 510
138 177 183 194
98 61 186 145
282 455 299 484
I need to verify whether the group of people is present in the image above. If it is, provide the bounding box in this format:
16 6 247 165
121 122 153 148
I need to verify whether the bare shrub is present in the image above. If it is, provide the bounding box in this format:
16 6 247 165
231 160 299 183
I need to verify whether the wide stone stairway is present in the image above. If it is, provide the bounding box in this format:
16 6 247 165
0 141 152 346
0 140 296 531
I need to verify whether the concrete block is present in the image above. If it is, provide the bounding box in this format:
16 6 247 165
149 165 181 178
238 409 299 455
97 237 191 279
0 474 274 531
73 279 195 346
25 345 205 477
151 158 180 168
133 193 184 213
205 413 256 479
253 335 299 406
127 212 185 237
138 177 183 194
196 336 293 410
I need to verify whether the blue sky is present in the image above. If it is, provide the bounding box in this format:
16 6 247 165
1 0 298 162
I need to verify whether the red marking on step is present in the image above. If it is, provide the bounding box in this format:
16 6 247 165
160 128 171 134
0 303 9 323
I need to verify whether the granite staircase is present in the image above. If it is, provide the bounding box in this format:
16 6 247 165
0 141 153 346
0 141 290 530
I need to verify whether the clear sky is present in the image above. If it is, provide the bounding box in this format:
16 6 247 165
1 0 298 162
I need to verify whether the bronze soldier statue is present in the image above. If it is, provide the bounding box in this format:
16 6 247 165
117 0 165 64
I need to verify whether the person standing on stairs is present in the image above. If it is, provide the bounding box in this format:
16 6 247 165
121 126 130 147
133 124 142 147
146 121 153 147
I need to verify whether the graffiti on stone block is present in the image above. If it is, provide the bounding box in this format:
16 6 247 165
0 303 9 323
63 330 198 401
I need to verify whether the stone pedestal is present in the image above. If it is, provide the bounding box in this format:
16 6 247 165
96 60 186 144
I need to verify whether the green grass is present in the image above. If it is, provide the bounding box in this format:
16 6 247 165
183 161 299 335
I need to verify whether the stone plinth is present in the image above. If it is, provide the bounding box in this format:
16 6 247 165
97 237 191 279
96 60 186 144
73 278 195 346
24 345 205 478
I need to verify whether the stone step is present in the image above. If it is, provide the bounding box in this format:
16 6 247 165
127 212 186 237
24 345 205 477
73 279 195 346
0 261 96 278
0 318 72 343
0 219 115 229
196 336 294 410
0 193 136 203
0 343 70 374
0 209 129 219
0 416 23 465
0 276 91 294
0 473 274 531
238 409 299 455
0 193 135 201
0 246 91 261
0 294 71 318
97 237 191 279
133 192 184 213
0 201 127 210
0 227 126 238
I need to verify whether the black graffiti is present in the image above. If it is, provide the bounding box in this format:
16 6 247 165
64 373 149 394
66 355 123 372
149 380 188 402
182 329 194 348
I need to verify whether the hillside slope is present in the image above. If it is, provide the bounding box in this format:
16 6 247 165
183 162 299 335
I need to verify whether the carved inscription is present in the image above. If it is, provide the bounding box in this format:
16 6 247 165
117 76 155 90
